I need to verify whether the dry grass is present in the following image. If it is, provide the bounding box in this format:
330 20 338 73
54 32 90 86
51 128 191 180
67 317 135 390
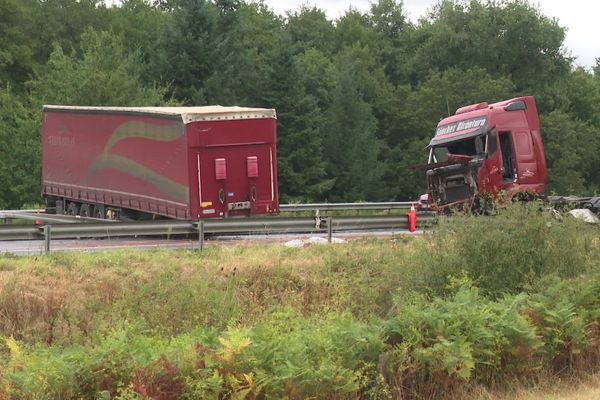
467 372 600 400
0 238 417 344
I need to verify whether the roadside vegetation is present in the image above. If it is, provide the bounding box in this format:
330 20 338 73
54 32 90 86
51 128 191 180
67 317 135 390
0 204 599 399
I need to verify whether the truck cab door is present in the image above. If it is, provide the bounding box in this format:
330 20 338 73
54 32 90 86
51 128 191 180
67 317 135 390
481 129 503 194
497 130 539 196
512 130 539 185
498 131 517 194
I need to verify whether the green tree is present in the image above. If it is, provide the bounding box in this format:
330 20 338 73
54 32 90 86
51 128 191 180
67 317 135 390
368 0 413 85
324 58 382 201
264 35 331 201
334 9 378 52
286 6 335 56
28 28 170 107
408 0 570 92
0 0 36 90
152 0 220 104
295 48 336 111
547 68 600 128
203 1 281 105
541 111 599 195
399 67 516 141
106 0 167 66
0 86 39 208
29 0 110 65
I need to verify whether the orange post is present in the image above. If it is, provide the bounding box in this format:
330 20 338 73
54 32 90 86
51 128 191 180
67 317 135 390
408 203 417 232
34 210 42 225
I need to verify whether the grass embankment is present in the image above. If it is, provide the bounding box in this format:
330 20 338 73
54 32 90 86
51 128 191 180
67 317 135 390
0 204 599 399
470 371 600 400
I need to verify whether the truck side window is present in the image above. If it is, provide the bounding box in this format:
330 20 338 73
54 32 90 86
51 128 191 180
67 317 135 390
475 136 484 154
499 131 514 181
486 130 497 155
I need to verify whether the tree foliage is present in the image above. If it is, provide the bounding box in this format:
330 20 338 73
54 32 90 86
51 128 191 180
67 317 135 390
0 0 598 208
0 86 38 208
28 29 170 107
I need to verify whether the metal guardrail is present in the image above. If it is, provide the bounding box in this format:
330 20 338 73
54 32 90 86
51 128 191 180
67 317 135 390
0 210 113 224
0 213 436 253
0 202 414 225
279 202 414 212
0 209 42 215
0 202 434 255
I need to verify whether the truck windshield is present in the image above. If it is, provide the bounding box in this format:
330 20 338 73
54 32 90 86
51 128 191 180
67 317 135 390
430 136 484 163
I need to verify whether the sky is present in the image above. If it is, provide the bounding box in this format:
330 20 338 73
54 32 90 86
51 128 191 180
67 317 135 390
263 0 598 69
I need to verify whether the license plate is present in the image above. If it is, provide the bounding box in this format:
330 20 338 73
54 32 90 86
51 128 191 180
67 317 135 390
228 201 251 210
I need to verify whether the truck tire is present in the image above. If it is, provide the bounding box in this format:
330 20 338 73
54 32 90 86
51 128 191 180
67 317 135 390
80 203 91 218
92 204 105 219
66 202 79 216
56 199 65 215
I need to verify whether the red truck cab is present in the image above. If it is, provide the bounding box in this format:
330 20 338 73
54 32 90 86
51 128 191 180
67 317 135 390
424 96 547 210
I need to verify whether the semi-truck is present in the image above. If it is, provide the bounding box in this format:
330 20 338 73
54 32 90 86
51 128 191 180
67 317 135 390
41 105 279 220
422 96 548 210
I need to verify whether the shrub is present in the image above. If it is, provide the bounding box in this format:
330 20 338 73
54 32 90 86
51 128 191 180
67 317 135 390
410 202 599 297
381 283 542 398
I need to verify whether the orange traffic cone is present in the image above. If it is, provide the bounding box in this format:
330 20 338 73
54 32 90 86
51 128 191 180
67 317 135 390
408 203 417 232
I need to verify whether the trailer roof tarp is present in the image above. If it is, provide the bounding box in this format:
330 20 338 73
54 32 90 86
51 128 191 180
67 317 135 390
43 105 277 123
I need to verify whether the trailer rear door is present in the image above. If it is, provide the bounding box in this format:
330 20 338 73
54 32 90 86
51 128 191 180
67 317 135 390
196 144 275 217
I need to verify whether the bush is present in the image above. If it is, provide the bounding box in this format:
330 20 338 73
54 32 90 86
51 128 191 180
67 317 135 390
409 202 599 297
381 282 542 398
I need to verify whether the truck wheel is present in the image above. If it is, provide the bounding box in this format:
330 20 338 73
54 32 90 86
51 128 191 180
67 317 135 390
55 200 65 215
92 204 105 219
106 208 119 220
66 202 79 216
80 204 91 217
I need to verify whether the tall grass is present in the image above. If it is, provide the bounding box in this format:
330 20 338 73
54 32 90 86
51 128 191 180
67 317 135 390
0 203 598 399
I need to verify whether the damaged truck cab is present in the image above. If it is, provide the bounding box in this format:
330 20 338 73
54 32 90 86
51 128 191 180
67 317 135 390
424 96 547 210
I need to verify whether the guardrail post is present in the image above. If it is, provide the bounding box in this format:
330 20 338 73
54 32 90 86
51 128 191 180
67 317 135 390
198 220 204 252
327 217 333 243
43 225 51 254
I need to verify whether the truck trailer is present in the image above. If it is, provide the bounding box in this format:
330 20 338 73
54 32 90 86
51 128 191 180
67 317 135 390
422 96 548 210
41 105 279 220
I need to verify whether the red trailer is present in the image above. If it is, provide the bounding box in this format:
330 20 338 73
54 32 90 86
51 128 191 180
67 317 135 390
41 105 279 220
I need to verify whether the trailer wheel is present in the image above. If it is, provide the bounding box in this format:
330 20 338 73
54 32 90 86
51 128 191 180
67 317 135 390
92 204 105 219
80 203 91 218
66 202 79 216
55 199 65 215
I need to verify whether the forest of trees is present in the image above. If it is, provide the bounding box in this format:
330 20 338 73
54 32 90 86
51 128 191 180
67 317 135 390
0 0 599 209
